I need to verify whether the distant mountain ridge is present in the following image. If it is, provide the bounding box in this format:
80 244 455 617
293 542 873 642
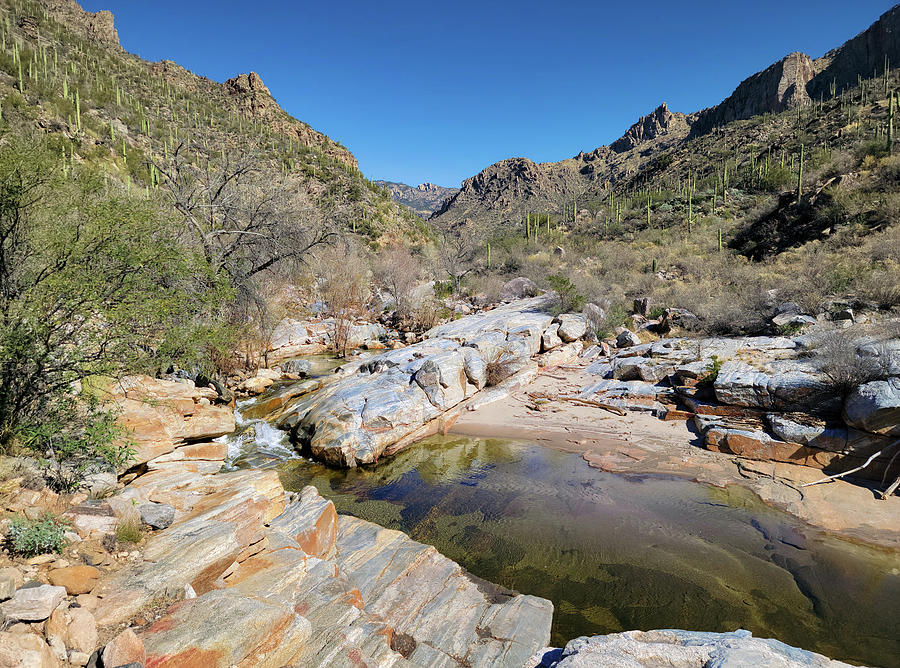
374 181 459 218
432 3 900 227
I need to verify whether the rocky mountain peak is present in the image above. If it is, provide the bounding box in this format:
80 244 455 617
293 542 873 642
43 0 120 48
225 71 276 118
691 51 815 136
610 102 679 153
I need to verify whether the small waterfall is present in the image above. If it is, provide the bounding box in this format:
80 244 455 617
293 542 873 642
219 397 299 469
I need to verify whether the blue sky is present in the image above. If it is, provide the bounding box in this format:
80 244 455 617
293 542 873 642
82 1 894 187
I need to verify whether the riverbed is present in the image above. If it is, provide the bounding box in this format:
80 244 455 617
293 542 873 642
279 434 899 668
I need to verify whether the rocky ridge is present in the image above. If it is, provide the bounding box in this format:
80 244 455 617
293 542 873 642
374 181 460 218
431 4 900 228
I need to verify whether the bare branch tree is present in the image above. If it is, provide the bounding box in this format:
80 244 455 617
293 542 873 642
154 142 335 285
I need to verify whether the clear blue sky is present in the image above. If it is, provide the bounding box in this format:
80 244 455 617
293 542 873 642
82 1 895 187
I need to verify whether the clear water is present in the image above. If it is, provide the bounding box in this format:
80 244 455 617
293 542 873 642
280 434 900 668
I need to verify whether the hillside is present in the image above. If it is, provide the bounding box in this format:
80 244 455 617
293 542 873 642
373 180 458 218
432 4 900 230
0 0 426 244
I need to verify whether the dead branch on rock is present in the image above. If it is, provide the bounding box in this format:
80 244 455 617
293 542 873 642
802 439 900 490
525 392 628 416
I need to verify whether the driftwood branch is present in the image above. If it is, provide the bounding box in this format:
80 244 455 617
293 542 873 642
526 392 627 416
802 439 900 488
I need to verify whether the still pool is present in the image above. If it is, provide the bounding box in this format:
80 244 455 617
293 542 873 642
280 434 900 667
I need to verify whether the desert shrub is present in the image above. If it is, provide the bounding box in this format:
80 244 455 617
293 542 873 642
812 328 890 396
116 518 143 544
591 303 629 339
547 274 585 315
16 396 135 492
484 350 521 387
6 513 68 557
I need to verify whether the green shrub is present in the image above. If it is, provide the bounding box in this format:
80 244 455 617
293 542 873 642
548 274 585 315
115 519 143 544
6 513 68 557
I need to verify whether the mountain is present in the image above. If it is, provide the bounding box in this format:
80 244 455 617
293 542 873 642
431 4 900 228
373 180 458 218
3 0 425 244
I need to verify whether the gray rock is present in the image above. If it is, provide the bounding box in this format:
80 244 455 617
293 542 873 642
556 314 587 342
541 324 562 352
282 359 312 377
499 277 539 301
616 329 642 348
139 502 176 529
772 313 816 328
531 629 854 667
0 584 65 621
583 303 606 330
843 378 900 436
775 301 801 316
81 472 116 497
713 360 838 413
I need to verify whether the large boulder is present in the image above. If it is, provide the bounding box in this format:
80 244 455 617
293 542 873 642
713 360 839 414
556 314 587 342
499 277 539 301
0 585 66 622
843 378 900 436
541 324 562 352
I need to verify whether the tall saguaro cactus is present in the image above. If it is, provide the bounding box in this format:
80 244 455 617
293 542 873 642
796 144 804 204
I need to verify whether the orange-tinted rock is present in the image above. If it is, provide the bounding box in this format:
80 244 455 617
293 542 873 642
48 566 100 595
102 629 145 668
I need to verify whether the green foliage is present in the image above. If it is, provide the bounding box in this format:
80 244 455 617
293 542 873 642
547 274 585 315
591 303 628 339
433 280 454 299
699 355 723 386
16 396 134 492
0 135 231 451
6 513 68 557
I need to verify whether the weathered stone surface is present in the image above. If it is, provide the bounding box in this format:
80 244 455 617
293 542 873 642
335 515 552 667
499 277 539 301
268 486 337 558
541 324 562 352
556 314 587 342
0 585 65 622
64 607 97 654
278 298 555 467
141 589 310 668
713 360 838 413
531 629 853 667
281 358 312 376
110 375 234 465
843 378 900 436
63 501 118 538
539 342 582 368
616 329 642 348
267 317 385 362
101 629 145 668
139 502 175 529
47 566 100 595
0 631 60 667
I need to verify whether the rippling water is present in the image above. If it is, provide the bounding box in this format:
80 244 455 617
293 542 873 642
280 435 900 668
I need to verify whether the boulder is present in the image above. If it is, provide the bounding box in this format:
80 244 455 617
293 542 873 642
47 566 100 596
0 585 66 621
499 277 539 301
0 631 60 667
0 570 19 601
583 303 605 330
713 360 838 413
541 324 562 352
556 314 587 342
64 501 118 537
772 313 817 328
281 359 312 377
843 378 900 436
139 502 176 529
64 607 97 654
238 376 273 395
101 629 145 668
616 329 642 348
267 486 338 558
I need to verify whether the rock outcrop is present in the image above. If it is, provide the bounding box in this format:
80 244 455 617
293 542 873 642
106 375 233 468
43 0 120 48
374 180 459 218
610 102 686 153
93 468 552 667
277 297 586 466
531 630 854 667
266 318 385 363
691 52 815 136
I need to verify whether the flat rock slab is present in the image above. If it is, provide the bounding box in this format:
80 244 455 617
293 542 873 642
530 629 855 667
1 584 66 621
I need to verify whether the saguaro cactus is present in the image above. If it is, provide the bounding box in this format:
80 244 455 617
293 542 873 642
796 144 804 204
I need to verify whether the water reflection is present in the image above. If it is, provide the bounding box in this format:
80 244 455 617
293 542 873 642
281 435 900 668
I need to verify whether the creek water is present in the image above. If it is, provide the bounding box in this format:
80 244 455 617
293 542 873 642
228 364 900 668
